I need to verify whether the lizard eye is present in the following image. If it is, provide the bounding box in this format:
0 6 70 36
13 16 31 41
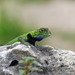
39 28 45 32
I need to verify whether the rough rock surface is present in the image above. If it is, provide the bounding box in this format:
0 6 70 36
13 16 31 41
0 42 75 75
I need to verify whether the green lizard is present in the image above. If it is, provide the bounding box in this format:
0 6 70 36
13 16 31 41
6 28 51 46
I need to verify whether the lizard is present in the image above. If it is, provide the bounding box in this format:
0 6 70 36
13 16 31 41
6 28 51 46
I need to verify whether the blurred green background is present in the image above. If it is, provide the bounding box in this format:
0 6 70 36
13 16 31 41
0 0 75 51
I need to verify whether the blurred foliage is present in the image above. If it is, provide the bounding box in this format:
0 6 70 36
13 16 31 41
0 9 35 44
17 0 50 3
0 0 50 3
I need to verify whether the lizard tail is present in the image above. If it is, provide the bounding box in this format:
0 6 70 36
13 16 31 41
0 44 3 46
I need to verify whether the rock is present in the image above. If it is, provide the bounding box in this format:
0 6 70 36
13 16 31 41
0 42 75 75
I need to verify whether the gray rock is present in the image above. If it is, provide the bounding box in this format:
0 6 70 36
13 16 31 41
0 42 75 75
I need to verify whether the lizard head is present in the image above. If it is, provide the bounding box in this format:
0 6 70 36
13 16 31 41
32 28 51 41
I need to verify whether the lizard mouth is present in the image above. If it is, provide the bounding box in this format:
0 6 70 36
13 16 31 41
48 31 51 36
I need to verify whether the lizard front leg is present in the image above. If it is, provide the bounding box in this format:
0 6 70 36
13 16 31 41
18 37 30 46
18 34 36 46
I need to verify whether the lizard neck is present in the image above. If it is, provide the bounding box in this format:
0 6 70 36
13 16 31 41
35 37 43 41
